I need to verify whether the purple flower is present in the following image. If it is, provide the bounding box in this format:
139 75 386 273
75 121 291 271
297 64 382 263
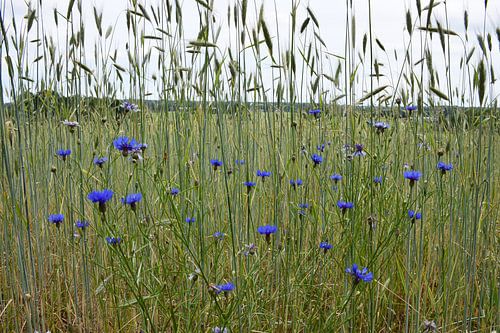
373 121 390 133
353 144 366 157
185 217 196 224
311 154 323 166
113 136 139 156
56 149 71 160
170 187 180 195
106 236 122 246
48 214 64 227
330 174 342 183
289 179 303 188
122 101 139 112
214 282 235 295
213 231 225 241
404 170 422 186
406 105 417 112
75 220 90 230
319 241 333 253
93 157 108 167
243 181 256 190
437 162 453 174
258 224 277 244
408 210 422 221
308 109 321 118
88 189 114 213
373 176 383 184
257 170 271 180
337 200 354 214
346 264 373 283
121 193 142 211
210 159 223 170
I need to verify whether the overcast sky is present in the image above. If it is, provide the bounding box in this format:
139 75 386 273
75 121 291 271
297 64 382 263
3 0 500 105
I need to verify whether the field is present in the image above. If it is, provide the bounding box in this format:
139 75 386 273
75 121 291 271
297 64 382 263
0 0 499 332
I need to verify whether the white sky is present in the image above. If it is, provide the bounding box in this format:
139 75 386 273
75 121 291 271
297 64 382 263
3 0 500 105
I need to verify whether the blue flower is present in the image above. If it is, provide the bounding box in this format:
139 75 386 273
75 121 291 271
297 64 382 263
353 144 366 157
308 109 321 117
289 179 303 188
404 170 422 186
408 210 422 221
88 189 113 213
215 282 235 295
257 170 271 180
346 264 373 283
320 241 333 253
106 236 122 246
298 203 309 209
337 200 354 214
317 144 325 152
57 149 71 160
113 136 139 156
212 327 228 333
437 162 453 174
311 154 323 166
210 159 223 170
48 214 64 227
373 121 390 133
235 159 245 165
243 181 256 189
213 231 225 241
122 101 139 112
406 105 417 112
330 173 342 183
185 217 196 224
136 143 148 151
374 176 383 184
93 157 108 167
258 225 277 235
170 187 180 195
75 220 90 230
121 193 142 211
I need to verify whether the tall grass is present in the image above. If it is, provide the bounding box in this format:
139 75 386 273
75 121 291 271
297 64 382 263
0 0 498 332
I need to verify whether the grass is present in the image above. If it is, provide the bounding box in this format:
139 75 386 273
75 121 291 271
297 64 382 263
0 0 498 332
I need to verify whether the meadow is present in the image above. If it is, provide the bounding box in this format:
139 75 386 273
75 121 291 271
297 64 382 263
0 0 499 332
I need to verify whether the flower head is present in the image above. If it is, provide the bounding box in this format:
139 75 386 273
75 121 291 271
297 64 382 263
346 263 373 283
256 170 271 180
311 154 323 166
106 236 122 246
353 144 366 157
243 243 257 256
258 225 277 235
213 231 225 241
212 327 228 333
373 121 390 133
62 120 79 132
337 200 354 214
373 176 383 184
214 282 235 295
121 193 142 211
210 159 223 170
320 241 333 253
289 179 303 188
437 162 453 174
308 109 321 118
88 189 113 213
330 173 342 183
298 203 310 209
243 181 256 190
75 220 90 230
57 149 71 160
404 170 422 186
408 210 422 221
122 101 139 112
185 217 196 224
406 105 417 112
170 187 180 196
113 136 139 156
317 144 325 152
93 157 108 168
48 214 64 227
235 159 245 165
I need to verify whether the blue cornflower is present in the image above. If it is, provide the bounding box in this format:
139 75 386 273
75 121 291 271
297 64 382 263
257 170 271 180
210 159 223 170
215 282 235 295
404 170 422 186
317 144 325 152
106 236 122 246
319 241 333 253
311 154 323 166
121 193 142 211
330 173 342 183
337 200 354 214
213 231 225 241
353 144 366 157
57 149 71 161
93 157 108 168
298 210 307 217
48 214 64 227
308 109 321 117
243 181 256 190
113 136 139 156
75 220 90 230
408 210 422 221
289 179 303 189
212 327 228 333
258 225 277 243
374 176 383 184
437 162 453 174
170 187 180 196
136 143 148 151
346 264 373 284
406 105 417 112
373 121 390 133
235 159 245 165
122 101 139 112
298 203 310 209
88 189 113 213
185 217 196 224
